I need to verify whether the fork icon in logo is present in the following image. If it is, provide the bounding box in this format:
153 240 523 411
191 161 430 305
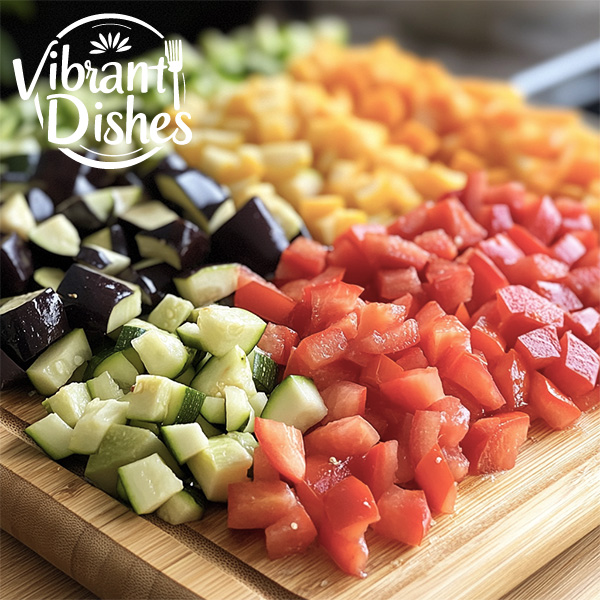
165 39 183 110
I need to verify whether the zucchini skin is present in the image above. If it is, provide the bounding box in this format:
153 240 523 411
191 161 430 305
1 233 33 296
0 288 70 365
57 264 136 333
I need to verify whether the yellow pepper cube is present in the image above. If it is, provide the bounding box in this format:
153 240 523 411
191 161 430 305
315 208 368 245
299 195 345 229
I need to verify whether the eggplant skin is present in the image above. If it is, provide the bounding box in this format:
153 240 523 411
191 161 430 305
26 188 55 222
57 264 135 333
0 349 26 390
120 262 177 307
0 288 70 365
1 233 33 297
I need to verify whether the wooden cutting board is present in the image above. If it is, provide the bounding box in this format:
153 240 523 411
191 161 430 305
1 386 599 600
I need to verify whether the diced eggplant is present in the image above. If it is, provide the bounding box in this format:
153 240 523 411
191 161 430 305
135 218 209 271
119 259 177 307
141 154 188 200
57 264 142 334
1 349 26 390
1 233 33 296
33 149 94 203
25 188 54 222
0 287 70 365
75 244 131 276
33 267 65 291
111 186 144 218
0 193 36 240
155 169 229 230
56 188 114 233
82 223 131 257
29 214 80 269
208 197 289 277
118 201 179 238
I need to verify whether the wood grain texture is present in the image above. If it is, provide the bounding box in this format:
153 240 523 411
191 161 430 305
1 386 599 600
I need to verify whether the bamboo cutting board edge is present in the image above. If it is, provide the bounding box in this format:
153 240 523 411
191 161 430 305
1 389 600 600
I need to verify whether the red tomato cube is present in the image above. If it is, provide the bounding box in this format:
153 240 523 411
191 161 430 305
529 372 582 430
257 323 299 365
476 204 514 235
566 266 600 307
380 367 445 411
426 198 487 249
409 410 442 468
265 502 318 560
531 281 583 312
362 232 431 271
252 445 280 481
235 279 296 325
565 308 600 346
478 233 525 270
507 224 552 256
354 317 420 355
489 349 531 411
442 446 470 482
376 267 424 302
321 381 367 424
425 259 474 313
514 326 562 369
274 237 328 281
394 346 429 370
414 443 457 514
413 229 458 260
462 248 509 312
429 396 470 447
526 195 562 246
419 314 472 365
471 316 507 363
552 233 587 266
318 523 369 579
349 440 399 501
359 354 405 388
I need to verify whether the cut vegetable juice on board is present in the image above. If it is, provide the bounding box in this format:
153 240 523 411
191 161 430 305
1 11 599 597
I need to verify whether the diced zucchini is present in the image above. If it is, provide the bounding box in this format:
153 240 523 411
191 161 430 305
148 293 194 333
87 371 124 400
69 398 129 455
200 395 226 425
121 347 145 373
46 382 91 427
131 329 189 378
127 375 175 423
187 435 253 502
224 386 251 432
261 375 327 433
114 318 158 351
226 431 258 457
195 413 224 438
191 345 256 398
128 420 160 436
176 322 204 349
161 422 209 463
174 365 195 386
85 423 182 496
25 413 74 460
27 329 92 396
174 263 240 307
118 453 183 514
195 305 266 356
248 391 268 418
249 349 278 393
163 384 206 425
156 489 205 524
92 351 139 390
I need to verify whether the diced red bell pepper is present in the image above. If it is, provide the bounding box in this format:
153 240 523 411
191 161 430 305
525 195 562 245
552 233 587 266
571 387 600 412
227 480 298 529
461 170 488 216
254 418 306 483
235 279 296 325
257 323 299 365
529 372 582 430
354 318 420 355
304 415 380 459
409 410 442 468
372 486 432 546
455 302 470 326
253 445 280 481
274 237 328 281
321 381 367 424
394 346 429 370
419 314 472 365
514 326 562 369
424 259 474 313
265 502 318 560
359 354 405 388
566 266 600 307
489 349 531 411
531 281 583 312
380 367 445 411
504 254 570 287
375 267 424 301
438 349 506 411
362 232 431 271
461 412 530 475
575 247 600 269
414 443 457 514
387 204 429 239
471 316 506 363
430 396 470 447
442 446 470 482
349 440 399 501
507 224 552 256
546 331 599 397
413 229 458 260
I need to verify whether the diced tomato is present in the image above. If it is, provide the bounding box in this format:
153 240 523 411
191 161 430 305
476 204 514 235
496 285 564 342
441 446 470 482
460 171 488 216
504 254 570 287
409 410 442 468
302 359 361 390
293 325 349 370
419 314 471 365
319 522 369 579
438 349 506 411
322 476 379 538
482 181 526 215
362 232 431 271
547 331 599 397
328 237 372 285
552 233 587 266
455 302 470 326
372 486 432 546
357 302 406 338
393 292 422 318
525 195 562 246
471 316 506 363
253 445 280 481
529 372 582 430
394 346 429 370
514 326 562 370
566 266 600 307
257 323 299 365
430 396 470 447
565 308 600 346
414 444 457 514
569 229 598 252
507 224 552 256
575 247 600 269
477 233 525 270
424 259 474 313
555 198 594 235
387 203 430 239
304 416 380 459
375 267 424 301
349 440 399 501
390 413 414 483
321 381 367 424
462 248 510 311
360 354 405 388
354 318 420 355
254 418 306 483
307 281 364 334
489 349 531 411
531 281 583 312
265 502 318 560
274 237 328 282
426 198 487 249
380 367 445 411
235 280 296 325
227 480 298 529
413 229 458 260
572 387 600 412
416 300 446 329
461 412 530 474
